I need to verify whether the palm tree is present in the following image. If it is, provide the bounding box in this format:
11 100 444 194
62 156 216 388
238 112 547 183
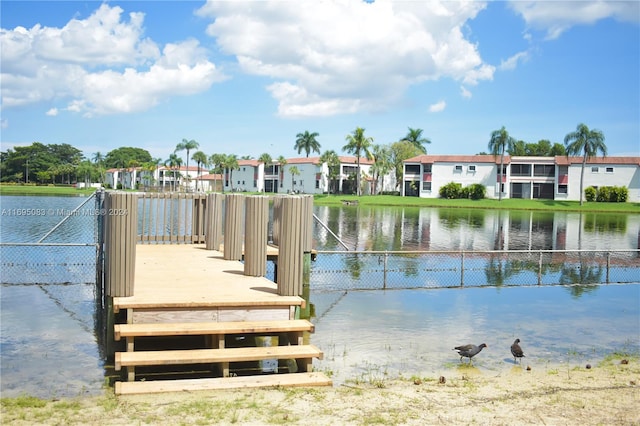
320 150 340 194
295 131 321 157
400 127 431 154
277 155 287 193
221 154 239 192
191 151 209 192
176 138 199 190
564 123 607 206
488 126 515 201
289 165 300 193
165 153 182 192
343 127 373 196
209 153 225 192
371 144 392 195
92 152 106 184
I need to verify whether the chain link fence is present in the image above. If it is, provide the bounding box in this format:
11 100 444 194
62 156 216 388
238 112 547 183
309 249 640 292
0 192 101 285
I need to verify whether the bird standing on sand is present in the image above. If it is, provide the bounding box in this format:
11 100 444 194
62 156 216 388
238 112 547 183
511 338 525 364
453 343 487 364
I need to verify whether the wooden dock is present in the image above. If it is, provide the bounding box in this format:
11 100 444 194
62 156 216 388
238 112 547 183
112 244 330 395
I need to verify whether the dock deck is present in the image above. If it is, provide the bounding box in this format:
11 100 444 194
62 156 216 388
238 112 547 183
113 244 303 312
112 244 329 394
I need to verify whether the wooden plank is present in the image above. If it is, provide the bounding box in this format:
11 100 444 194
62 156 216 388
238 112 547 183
114 297 305 312
115 319 315 340
115 372 332 395
115 345 323 370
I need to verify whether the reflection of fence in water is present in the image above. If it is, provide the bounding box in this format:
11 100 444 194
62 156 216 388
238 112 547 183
310 250 640 291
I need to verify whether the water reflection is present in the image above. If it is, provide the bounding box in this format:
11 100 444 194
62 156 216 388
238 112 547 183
313 206 638 252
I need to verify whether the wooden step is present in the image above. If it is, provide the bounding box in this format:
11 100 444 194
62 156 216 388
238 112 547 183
115 372 332 395
115 345 323 371
114 319 315 341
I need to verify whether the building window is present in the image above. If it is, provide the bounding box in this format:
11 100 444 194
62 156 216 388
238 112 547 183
423 164 432 173
253 180 257 187
316 180 320 189
606 167 614 173
534 164 555 177
591 166 599 173
405 164 420 174
511 164 531 176
422 181 432 191
454 165 463 172
468 165 476 172
558 185 568 194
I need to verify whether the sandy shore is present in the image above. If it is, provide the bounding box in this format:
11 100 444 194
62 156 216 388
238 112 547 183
2 358 638 425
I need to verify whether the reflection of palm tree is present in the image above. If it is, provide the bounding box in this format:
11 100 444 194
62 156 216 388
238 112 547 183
484 256 517 286
559 263 603 295
345 253 365 280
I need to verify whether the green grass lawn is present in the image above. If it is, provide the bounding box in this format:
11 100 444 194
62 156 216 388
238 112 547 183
1 184 638 213
0 184 97 196
313 194 640 213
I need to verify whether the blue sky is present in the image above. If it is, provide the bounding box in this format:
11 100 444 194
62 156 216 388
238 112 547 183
1 1 639 163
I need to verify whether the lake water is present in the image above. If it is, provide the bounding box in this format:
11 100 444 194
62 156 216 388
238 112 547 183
0 195 639 397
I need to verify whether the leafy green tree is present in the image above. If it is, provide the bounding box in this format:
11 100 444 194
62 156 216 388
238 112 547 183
191 151 209 192
295 131 321 157
550 142 566 156
400 127 430 154
176 139 199 188
564 123 607 206
488 126 515 201
319 150 340 194
209 153 226 192
509 140 527 156
343 127 373 196
389 140 422 191
104 147 151 169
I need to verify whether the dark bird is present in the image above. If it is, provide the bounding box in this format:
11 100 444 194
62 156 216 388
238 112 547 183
453 343 487 364
510 338 525 364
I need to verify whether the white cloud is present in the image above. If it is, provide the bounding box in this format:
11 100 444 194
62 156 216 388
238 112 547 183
197 0 494 117
499 50 530 71
429 100 446 113
45 108 58 116
508 1 640 40
0 118 8 129
460 86 472 99
0 4 225 116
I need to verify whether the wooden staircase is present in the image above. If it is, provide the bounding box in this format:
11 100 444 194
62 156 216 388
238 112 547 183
113 314 331 395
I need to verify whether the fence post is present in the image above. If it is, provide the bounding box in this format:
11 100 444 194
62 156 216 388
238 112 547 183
244 196 268 276
460 251 465 286
223 194 245 260
606 252 611 283
205 193 224 251
383 252 388 289
538 252 543 285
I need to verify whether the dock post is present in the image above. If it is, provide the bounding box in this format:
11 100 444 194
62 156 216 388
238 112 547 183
223 194 244 260
103 192 137 358
277 196 310 297
104 192 138 297
244 195 268 276
205 193 224 251
300 195 314 318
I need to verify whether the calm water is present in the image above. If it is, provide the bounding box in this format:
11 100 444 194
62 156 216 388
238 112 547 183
0 195 639 397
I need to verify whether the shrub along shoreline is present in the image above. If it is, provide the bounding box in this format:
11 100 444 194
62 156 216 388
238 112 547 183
1 184 638 214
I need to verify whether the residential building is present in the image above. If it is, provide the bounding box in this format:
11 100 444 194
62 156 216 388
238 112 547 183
223 156 395 195
403 155 640 202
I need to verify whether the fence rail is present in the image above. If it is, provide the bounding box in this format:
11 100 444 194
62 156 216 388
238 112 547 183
310 249 640 292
